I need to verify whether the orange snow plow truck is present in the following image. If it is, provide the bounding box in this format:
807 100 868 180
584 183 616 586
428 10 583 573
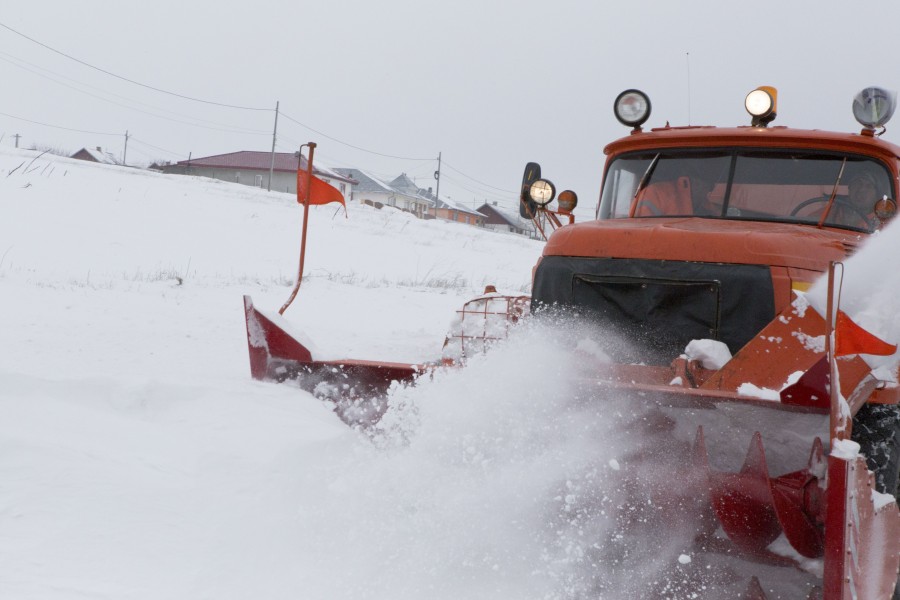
244 87 900 599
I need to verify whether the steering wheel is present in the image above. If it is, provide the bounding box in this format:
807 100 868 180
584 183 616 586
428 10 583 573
790 196 871 227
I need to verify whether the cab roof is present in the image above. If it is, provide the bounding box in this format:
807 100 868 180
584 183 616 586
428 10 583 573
604 126 900 164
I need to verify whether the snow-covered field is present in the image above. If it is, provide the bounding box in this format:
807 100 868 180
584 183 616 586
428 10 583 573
3 147 899 599
2 148 651 600
0 148 558 598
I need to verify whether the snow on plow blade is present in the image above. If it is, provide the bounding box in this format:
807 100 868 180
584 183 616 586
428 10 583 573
243 295 424 421
244 293 900 598
244 290 529 397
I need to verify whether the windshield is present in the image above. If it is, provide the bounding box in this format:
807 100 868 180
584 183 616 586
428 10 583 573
597 149 894 232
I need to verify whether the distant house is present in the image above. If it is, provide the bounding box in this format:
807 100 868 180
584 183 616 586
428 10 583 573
163 151 356 203
335 168 484 226
387 173 436 219
424 190 485 227
477 202 536 237
333 169 433 219
71 147 119 165
335 168 485 228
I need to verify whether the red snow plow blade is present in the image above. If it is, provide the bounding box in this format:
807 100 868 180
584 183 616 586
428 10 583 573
244 289 900 598
244 291 529 423
244 295 425 422
243 295 423 390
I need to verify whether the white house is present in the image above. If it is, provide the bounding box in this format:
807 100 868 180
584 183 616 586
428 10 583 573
333 169 433 219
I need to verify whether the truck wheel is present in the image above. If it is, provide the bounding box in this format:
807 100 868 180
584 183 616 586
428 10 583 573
852 404 900 600
851 403 900 497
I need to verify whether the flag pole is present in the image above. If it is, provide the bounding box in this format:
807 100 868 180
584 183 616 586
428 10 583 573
279 142 317 315
826 260 849 441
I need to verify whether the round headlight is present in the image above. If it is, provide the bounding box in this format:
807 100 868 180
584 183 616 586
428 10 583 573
557 190 578 213
745 89 774 118
614 89 651 128
853 87 897 129
529 179 556 206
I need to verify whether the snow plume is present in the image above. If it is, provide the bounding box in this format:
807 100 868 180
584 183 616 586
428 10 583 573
293 318 725 599
807 220 900 371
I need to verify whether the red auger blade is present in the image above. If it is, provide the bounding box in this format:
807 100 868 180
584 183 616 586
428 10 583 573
709 432 782 553
770 438 825 558
703 430 826 560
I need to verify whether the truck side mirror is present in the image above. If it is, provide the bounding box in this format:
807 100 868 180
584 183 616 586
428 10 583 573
520 162 541 219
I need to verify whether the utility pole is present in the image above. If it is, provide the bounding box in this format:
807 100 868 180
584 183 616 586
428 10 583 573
268 101 279 192
14 133 21 148
123 130 129 166
434 152 442 204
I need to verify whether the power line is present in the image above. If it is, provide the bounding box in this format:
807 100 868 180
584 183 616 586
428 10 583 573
0 21 272 112
276 133 305 149
0 110 120 136
124 144 160 161
438 171 515 205
0 51 271 135
442 160 517 194
129 137 184 159
439 171 513 201
280 111 433 160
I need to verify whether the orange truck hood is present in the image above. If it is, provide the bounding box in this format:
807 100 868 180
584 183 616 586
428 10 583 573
542 218 864 273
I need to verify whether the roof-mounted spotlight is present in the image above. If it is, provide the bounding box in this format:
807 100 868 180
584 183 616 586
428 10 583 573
614 89 651 132
745 86 777 127
853 86 897 134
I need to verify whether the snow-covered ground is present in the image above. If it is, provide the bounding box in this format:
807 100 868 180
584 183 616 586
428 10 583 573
3 147 899 599
1 148 630 599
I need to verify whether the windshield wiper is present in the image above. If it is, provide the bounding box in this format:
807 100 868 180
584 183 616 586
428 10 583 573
817 158 847 228
628 154 661 217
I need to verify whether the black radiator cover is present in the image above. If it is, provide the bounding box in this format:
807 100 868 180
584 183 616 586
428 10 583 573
531 256 775 364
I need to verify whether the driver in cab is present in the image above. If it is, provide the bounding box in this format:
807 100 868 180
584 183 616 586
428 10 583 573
801 170 887 230
823 172 879 229
633 173 717 217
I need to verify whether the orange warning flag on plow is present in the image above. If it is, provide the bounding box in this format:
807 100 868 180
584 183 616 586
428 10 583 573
297 169 346 208
834 310 897 357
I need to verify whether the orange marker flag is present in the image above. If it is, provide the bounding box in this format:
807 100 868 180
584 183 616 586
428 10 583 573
297 168 346 208
834 310 897 357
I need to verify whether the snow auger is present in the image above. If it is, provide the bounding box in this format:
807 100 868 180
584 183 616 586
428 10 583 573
245 89 900 598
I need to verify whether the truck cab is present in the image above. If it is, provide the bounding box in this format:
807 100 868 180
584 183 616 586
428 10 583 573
527 87 900 364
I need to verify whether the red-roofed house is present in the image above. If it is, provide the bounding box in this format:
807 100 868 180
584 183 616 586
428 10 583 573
163 151 356 202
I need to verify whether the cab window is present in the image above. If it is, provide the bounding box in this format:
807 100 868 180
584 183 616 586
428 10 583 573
597 149 893 232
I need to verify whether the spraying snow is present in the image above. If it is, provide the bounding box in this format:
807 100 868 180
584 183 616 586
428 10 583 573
807 223 900 372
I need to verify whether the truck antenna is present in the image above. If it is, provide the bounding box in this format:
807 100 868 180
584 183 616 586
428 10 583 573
686 52 692 126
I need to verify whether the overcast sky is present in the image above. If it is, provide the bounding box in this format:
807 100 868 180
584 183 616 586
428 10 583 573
3 1 900 215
